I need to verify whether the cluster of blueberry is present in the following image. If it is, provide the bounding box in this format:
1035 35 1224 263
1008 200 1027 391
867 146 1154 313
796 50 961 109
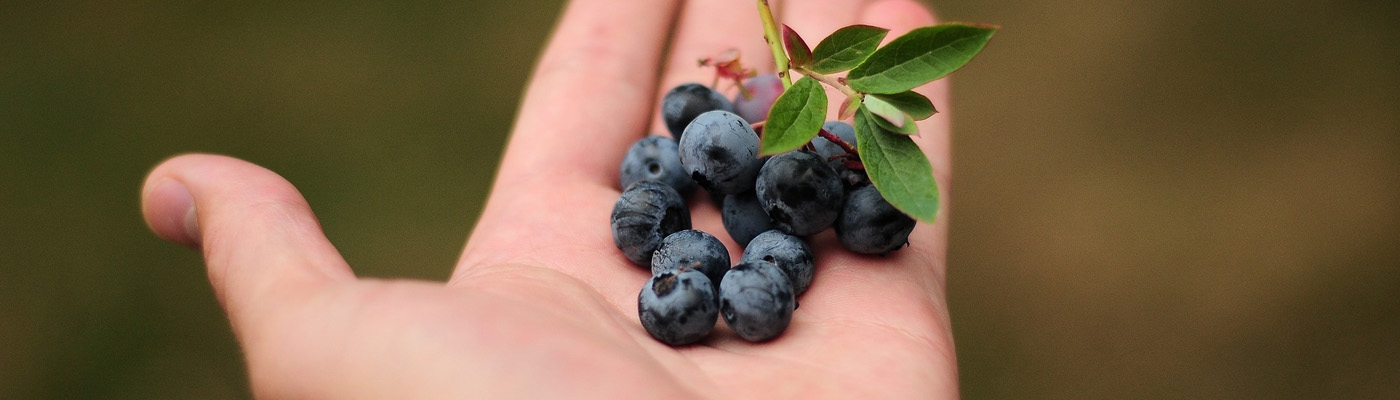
611 77 917 346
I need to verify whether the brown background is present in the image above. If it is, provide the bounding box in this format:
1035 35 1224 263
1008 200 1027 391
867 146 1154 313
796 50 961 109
1 0 1396 398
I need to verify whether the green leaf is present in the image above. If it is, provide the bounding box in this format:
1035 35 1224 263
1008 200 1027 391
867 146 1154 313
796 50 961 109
872 111 918 135
761 77 828 155
863 96 919 135
854 109 939 223
847 23 998 94
809 24 889 74
782 24 813 68
870 91 936 120
862 96 907 128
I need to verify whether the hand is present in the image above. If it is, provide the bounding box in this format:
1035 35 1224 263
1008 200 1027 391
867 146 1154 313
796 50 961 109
140 0 956 397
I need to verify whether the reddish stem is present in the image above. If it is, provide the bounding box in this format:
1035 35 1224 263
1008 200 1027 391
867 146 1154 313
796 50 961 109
829 153 866 170
817 128 858 156
753 123 860 169
734 79 753 99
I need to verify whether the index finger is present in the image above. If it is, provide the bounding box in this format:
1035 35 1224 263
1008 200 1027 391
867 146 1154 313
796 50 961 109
491 0 683 192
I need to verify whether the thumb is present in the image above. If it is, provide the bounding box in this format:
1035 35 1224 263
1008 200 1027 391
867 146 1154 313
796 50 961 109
141 154 355 334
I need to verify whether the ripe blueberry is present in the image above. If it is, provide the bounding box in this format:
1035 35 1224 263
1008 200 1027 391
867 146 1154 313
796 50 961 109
810 121 856 160
754 151 844 236
651 230 730 291
611 181 691 266
810 121 868 188
638 269 719 346
721 191 776 247
718 260 795 342
678 110 763 196
620 136 696 198
741 230 815 296
662 83 734 140
835 185 916 255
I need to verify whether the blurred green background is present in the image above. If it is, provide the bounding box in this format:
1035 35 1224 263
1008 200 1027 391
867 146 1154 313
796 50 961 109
1 0 1395 398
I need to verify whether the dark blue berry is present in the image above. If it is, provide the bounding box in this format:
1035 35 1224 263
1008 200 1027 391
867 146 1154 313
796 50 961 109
651 230 730 291
662 83 734 140
639 270 719 346
620 136 696 198
754 151 844 236
719 261 795 342
835 186 916 255
678 110 763 196
742 230 815 296
811 121 856 160
810 121 868 188
721 191 776 247
611 182 691 266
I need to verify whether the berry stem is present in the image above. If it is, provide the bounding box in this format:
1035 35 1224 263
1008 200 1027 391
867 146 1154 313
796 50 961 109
793 66 863 104
818 128 859 156
828 153 864 170
735 81 754 99
756 0 792 89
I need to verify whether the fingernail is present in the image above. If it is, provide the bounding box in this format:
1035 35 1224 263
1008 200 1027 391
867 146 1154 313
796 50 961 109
147 179 201 246
183 195 202 245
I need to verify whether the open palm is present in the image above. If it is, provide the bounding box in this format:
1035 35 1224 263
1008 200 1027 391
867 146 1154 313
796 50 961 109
141 0 957 397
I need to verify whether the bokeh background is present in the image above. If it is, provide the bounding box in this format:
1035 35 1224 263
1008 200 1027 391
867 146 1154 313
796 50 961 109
1 0 1395 398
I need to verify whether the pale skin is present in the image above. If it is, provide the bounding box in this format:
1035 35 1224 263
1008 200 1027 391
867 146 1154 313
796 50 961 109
140 0 957 397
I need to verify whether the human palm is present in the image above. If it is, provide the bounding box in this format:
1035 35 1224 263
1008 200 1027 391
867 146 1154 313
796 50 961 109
141 0 958 397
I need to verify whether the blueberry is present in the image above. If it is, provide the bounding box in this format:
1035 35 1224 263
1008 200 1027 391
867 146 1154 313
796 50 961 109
662 83 734 140
754 151 844 236
741 230 815 296
718 260 795 342
678 110 763 196
721 191 775 247
620 136 696 198
611 181 691 266
810 121 868 188
835 186 916 255
810 121 856 160
732 74 784 123
651 230 730 290
638 270 719 346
